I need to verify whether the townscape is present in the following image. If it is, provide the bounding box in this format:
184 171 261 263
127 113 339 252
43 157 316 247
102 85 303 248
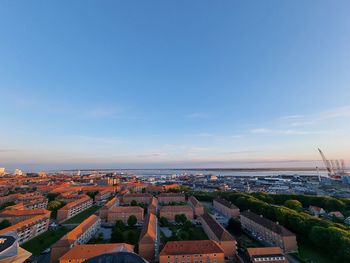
0 169 349 263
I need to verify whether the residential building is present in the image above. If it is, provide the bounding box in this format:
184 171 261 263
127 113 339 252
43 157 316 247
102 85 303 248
59 243 134 263
158 193 185 204
213 198 240 218
122 193 152 205
240 211 298 253
95 190 114 204
329 211 344 220
159 240 225 263
200 213 236 258
0 207 50 224
57 196 93 223
139 213 158 262
246 247 288 263
50 215 101 263
107 206 144 224
188 196 204 217
99 197 119 222
0 233 32 262
160 205 193 221
309 206 326 217
0 214 50 244
148 197 158 215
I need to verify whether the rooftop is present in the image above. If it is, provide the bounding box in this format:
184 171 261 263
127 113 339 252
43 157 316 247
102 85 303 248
160 240 224 255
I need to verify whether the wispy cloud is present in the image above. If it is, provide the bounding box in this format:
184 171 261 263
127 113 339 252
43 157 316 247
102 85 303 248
250 128 326 135
75 135 126 145
187 112 210 119
82 106 122 119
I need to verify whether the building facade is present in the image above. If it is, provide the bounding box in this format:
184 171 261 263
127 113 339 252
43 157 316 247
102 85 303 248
188 196 204 217
213 198 240 218
107 206 144 224
160 205 193 221
240 211 298 253
139 213 158 262
158 193 185 204
57 196 93 223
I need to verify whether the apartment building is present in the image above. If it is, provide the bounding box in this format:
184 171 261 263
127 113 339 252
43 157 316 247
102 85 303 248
200 213 236 258
99 197 119 222
0 214 50 244
158 193 185 204
57 196 93 222
148 197 158 215
122 193 152 205
246 247 288 263
59 243 134 263
0 206 50 224
107 206 144 224
213 198 240 218
139 213 158 262
159 240 225 263
95 190 114 204
50 215 101 263
160 205 193 221
240 211 298 253
188 196 204 217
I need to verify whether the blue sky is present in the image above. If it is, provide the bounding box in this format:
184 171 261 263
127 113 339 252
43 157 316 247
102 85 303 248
1 1 350 171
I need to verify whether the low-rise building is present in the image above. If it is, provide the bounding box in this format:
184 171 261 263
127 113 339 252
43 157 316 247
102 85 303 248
148 197 158 215
57 196 93 223
188 196 204 217
139 213 158 261
240 211 298 253
309 206 326 217
200 213 236 258
246 247 288 263
160 205 193 221
50 215 101 263
158 193 185 204
107 206 144 224
59 243 134 263
99 197 119 222
159 240 225 263
94 190 114 204
122 193 152 205
213 198 240 218
0 214 50 244
0 207 50 224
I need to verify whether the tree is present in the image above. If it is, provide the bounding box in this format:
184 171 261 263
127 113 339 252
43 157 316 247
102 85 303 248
0 220 11 230
86 191 99 200
126 230 137 244
130 200 138 206
284 200 302 212
46 193 59 202
110 228 124 243
226 218 242 235
175 214 187 224
115 220 126 231
183 220 193 230
127 215 137 227
47 200 65 211
160 217 169 227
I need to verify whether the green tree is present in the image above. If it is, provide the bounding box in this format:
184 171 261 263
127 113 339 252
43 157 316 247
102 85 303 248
115 220 126 231
183 220 194 230
160 217 169 227
130 200 138 206
284 200 303 211
175 214 187 224
46 192 59 202
110 228 124 243
126 230 137 244
127 215 137 227
0 220 11 230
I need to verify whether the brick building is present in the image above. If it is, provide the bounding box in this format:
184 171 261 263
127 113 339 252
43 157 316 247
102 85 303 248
213 198 240 218
57 196 93 223
246 247 288 263
158 193 185 204
159 240 225 263
99 197 119 222
160 205 193 221
200 213 236 258
107 206 144 224
240 211 298 253
139 213 158 261
0 206 51 224
148 197 158 215
188 196 204 217
0 214 50 244
50 215 101 263
122 193 152 205
59 243 134 263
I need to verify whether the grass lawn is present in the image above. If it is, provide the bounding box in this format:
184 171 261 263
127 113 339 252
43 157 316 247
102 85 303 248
21 227 70 255
63 206 99 224
294 240 333 263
